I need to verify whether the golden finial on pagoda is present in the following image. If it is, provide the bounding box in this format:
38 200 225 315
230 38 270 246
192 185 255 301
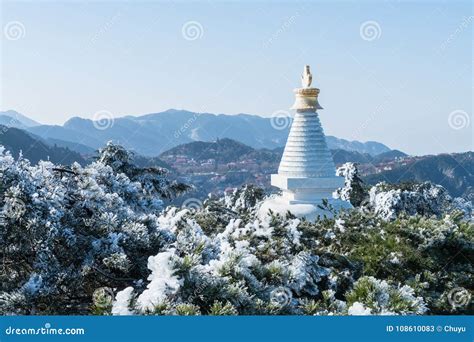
292 65 322 111
301 65 312 88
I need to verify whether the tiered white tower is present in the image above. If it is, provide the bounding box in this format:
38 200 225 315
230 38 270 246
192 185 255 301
259 65 351 220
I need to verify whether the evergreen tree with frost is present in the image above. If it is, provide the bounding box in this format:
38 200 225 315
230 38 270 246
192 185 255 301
112 185 472 316
0 143 472 316
0 143 189 314
335 163 366 207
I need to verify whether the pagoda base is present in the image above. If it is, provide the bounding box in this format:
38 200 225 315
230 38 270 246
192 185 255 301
258 194 352 221
271 174 345 203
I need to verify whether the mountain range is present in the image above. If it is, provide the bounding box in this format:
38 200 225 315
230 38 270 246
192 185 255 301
0 110 41 128
365 152 473 198
160 138 471 199
0 110 471 199
0 125 86 165
0 110 391 157
160 138 407 166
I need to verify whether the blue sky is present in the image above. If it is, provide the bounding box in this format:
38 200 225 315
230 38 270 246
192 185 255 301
1 0 472 155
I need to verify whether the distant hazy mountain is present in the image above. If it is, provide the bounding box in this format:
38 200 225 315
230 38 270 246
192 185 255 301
331 149 373 165
0 110 40 128
365 152 473 198
371 150 407 163
160 138 405 167
45 138 97 155
8 109 391 156
0 125 86 165
160 138 255 163
325 137 390 157
330 149 407 165
28 124 105 150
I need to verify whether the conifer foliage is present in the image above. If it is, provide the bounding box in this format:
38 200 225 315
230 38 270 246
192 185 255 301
0 145 472 315
0 143 188 314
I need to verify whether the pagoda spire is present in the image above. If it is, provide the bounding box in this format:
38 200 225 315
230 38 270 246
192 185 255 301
278 65 334 180
301 65 312 88
259 65 351 219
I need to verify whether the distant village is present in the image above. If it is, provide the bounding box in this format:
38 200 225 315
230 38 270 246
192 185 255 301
161 149 415 199
161 153 274 197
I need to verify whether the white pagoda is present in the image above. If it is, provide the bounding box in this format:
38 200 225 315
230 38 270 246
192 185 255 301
259 65 351 220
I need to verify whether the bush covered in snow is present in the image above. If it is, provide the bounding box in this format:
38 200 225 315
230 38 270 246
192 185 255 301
107 186 472 316
0 145 472 316
0 143 188 314
368 182 472 221
335 162 366 206
335 163 472 222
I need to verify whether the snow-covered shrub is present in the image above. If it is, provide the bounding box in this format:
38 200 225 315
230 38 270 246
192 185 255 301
223 185 265 213
97 142 191 200
110 202 334 315
346 276 427 315
0 143 188 314
368 182 472 221
136 249 183 312
335 163 367 206
1 143 472 316
111 191 472 316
